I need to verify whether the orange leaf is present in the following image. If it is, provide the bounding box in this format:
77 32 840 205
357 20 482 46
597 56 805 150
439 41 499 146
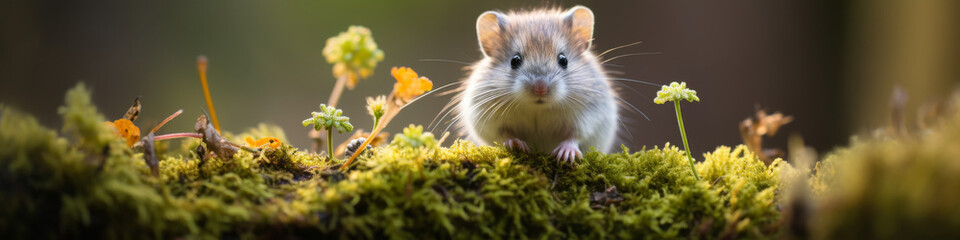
392 66 433 101
111 119 141 147
246 137 282 149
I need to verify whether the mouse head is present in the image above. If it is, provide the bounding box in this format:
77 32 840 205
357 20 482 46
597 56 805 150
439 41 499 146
476 6 599 105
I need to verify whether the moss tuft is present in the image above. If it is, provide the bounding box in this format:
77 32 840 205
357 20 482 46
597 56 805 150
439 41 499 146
0 83 817 238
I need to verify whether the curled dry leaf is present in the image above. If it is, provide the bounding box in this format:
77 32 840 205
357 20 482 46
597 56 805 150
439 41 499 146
245 137 281 149
739 109 793 164
589 186 624 209
123 96 141 121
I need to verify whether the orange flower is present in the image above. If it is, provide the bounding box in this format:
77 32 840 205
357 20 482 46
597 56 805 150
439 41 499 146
107 119 141 147
245 137 282 149
392 67 433 101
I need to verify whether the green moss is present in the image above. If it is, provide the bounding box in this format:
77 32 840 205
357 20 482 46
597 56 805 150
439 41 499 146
0 83 795 238
805 111 960 239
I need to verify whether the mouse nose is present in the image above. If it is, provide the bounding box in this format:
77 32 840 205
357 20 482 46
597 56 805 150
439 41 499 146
531 80 548 96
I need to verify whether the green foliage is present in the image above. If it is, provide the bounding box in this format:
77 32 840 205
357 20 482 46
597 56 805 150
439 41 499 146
390 124 437 149
803 110 960 239
302 104 354 134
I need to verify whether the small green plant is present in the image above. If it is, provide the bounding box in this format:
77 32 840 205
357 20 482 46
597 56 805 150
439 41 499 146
366 95 387 130
391 124 437 149
654 81 701 180
303 104 354 158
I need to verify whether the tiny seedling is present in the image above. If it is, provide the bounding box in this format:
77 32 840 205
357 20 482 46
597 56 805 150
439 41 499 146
654 82 701 181
303 104 354 159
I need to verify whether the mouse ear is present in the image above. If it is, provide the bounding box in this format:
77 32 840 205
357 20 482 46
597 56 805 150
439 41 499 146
477 11 507 58
563 6 595 53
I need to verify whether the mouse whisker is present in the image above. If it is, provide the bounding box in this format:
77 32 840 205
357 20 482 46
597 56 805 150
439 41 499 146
428 83 472 130
617 116 636 143
612 82 652 100
497 95 522 123
597 40 645 58
606 78 662 87
430 98 462 131
419 58 474 66
601 52 663 65
478 94 517 133
441 115 464 137
396 80 461 115
476 95 515 134
614 96 651 121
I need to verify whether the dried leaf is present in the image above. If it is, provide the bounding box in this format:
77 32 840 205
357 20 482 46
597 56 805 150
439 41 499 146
245 136 281 149
123 96 141 121
739 109 793 164
589 186 624 209
108 119 141 147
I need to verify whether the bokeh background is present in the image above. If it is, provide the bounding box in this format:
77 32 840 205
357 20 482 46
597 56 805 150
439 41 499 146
2 0 957 156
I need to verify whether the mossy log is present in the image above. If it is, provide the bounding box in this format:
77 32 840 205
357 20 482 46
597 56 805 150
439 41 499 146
2 83 960 239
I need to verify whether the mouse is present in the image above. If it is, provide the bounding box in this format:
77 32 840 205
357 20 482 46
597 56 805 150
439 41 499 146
457 6 619 165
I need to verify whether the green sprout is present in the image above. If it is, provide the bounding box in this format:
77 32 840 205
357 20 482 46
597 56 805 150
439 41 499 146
303 104 354 158
654 82 702 180
390 124 437 179
391 124 437 150
366 95 387 130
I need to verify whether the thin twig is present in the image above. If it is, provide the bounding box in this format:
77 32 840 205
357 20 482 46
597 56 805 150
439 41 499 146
328 75 348 108
150 109 183 134
197 56 221 132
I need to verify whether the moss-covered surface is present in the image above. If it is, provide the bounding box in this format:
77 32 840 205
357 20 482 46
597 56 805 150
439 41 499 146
2 83 960 239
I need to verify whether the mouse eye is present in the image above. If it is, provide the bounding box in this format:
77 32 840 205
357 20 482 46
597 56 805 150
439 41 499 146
510 54 523 70
558 53 568 69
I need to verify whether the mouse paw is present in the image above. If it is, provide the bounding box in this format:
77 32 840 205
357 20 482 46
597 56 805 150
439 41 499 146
503 138 530 153
551 139 581 166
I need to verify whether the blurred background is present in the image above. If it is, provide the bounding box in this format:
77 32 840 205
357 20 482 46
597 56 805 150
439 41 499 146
1 0 957 156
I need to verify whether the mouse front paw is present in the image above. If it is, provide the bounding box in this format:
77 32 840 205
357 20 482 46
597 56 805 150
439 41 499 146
551 139 581 166
503 138 530 153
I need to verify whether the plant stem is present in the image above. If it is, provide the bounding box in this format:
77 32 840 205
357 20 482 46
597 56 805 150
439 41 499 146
153 132 203 141
341 107 397 172
197 56 221 133
674 101 701 181
327 128 334 159
328 75 347 108
150 109 183 134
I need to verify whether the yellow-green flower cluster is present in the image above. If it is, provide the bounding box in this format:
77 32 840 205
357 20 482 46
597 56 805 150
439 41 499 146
654 82 700 104
390 124 437 149
322 26 385 89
